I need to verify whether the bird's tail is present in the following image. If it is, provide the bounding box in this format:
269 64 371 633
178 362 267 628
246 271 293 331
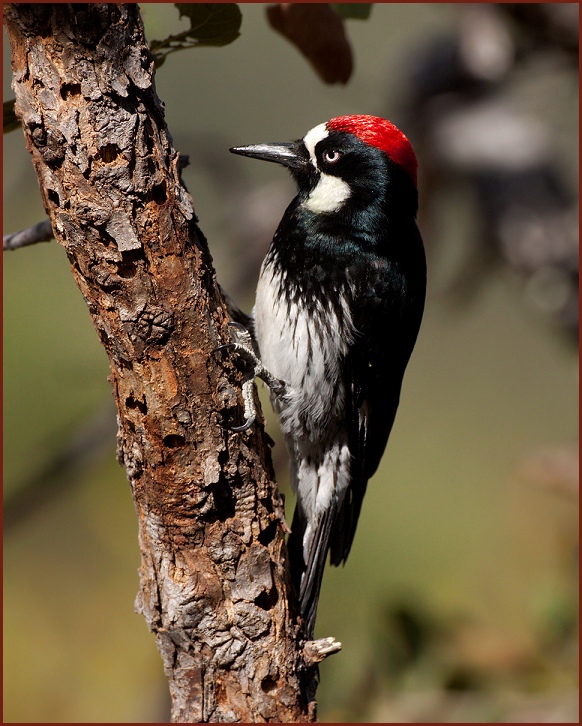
287 501 337 639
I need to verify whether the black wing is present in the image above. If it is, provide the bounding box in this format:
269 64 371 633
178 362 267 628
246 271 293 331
329 250 426 566
328 351 403 566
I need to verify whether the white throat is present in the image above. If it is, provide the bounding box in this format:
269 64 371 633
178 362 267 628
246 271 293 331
303 174 351 214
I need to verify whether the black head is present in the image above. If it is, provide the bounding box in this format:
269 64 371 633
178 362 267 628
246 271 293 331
230 115 418 218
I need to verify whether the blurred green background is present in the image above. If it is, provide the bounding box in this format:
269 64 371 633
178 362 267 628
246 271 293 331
4 4 578 722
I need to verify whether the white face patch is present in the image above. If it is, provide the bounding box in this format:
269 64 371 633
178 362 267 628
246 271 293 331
304 174 351 214
302 122 351 214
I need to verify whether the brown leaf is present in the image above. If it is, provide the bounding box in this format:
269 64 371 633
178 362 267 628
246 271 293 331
266 3 353 84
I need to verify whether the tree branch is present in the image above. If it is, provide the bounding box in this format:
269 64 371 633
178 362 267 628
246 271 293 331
3 218 53 250
4 3 318 721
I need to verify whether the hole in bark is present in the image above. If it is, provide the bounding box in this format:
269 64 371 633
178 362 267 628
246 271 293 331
98 143 121 163
116 260 138 279
261 675 278 693
258 520 278 546
200 482 236 522
47 189 60 207
152 182 167 204
126 395 147 414
254 587 278 611
120 248 145 263
60 83 82 100
163 434 185 449
97 327 109 348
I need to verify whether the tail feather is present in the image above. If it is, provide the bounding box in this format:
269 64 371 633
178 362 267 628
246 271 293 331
288 502 337 638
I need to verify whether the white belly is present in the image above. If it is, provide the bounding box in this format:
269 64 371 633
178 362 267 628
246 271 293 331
254 258 356 518
253 259 354 439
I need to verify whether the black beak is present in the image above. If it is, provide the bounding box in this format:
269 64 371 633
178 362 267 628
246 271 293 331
229 141 309 171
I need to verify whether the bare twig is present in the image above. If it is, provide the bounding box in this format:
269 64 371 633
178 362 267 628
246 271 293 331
3 218 54 251
303 637 343 668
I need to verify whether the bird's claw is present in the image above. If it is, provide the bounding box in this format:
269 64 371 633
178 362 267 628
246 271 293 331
230 419 254 433
214 322 285 431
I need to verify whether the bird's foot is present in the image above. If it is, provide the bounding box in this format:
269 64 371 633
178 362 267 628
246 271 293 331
214 322 285 431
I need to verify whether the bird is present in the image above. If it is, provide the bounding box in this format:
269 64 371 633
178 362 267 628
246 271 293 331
229 115 426 638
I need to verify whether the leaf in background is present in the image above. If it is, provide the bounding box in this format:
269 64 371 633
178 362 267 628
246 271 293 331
150 4 242 67
174 3 242 46
333 4 373 21
266 4 353 85
4 99 20 133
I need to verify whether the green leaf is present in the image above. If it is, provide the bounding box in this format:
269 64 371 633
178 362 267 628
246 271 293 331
4 99 20 134
150 4 242 66
332 4 372 20
175 3 242 46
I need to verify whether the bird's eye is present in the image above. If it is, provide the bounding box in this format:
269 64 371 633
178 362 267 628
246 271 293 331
323 149 341 164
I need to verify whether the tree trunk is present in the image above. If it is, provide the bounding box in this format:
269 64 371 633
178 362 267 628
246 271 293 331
4 4 317 721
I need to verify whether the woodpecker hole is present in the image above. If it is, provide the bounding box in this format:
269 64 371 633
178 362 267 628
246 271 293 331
60 83 81 100
254 587 278 611
47 189 60 207
261 675 278 694
163 434 185 449
151 182 167 205
116 260 138 279
125 395 147 414
258 520 278 546
98 143 121 164
200 482 236 522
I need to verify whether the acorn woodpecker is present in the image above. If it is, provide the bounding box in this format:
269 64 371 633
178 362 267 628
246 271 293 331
230 115 426 638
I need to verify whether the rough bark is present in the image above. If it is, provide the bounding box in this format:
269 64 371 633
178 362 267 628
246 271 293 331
4 4 316 721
